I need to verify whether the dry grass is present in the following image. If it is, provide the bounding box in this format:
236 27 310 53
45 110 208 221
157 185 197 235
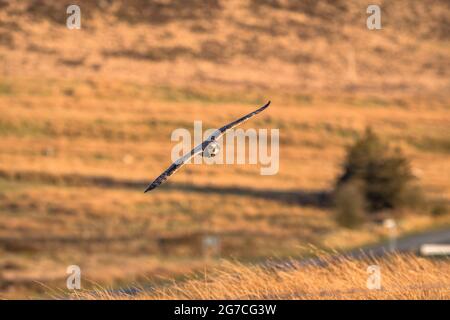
76 254 450 300
0 0 449 298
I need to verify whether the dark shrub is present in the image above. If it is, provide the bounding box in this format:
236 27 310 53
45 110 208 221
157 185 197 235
430 199 450 216
336 128 414 213
334 180 367 228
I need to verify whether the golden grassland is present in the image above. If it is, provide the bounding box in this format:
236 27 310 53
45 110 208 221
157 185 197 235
0 78 449 299
76 254 450 300
0 0 449 299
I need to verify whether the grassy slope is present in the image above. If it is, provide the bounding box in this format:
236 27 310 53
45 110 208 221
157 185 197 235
0 0 449 298
0 0 449 93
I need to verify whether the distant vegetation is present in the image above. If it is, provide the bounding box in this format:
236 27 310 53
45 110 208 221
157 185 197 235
334 180 367 228
334 128 450 228
334 128 417 227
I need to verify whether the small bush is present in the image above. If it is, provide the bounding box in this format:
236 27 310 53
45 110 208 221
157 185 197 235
430 199 450 216
336 128 414 213
334 181 367 228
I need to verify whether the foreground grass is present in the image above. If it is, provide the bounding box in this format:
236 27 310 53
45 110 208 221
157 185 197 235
76 254 450 300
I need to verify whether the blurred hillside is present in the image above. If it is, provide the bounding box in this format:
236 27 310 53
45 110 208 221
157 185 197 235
0 0 449 94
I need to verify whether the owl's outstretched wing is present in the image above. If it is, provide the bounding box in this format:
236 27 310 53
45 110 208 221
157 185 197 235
207 101 271 142
144 144 203 193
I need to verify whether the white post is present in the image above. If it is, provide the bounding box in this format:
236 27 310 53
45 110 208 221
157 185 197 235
383 219 397 253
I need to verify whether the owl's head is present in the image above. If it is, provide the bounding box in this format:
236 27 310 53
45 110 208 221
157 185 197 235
203 141 220 158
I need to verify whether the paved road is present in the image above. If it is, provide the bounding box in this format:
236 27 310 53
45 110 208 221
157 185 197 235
266 226 450 271
355 226 450 256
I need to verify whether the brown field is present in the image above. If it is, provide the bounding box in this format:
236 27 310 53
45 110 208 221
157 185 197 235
0 1 449 299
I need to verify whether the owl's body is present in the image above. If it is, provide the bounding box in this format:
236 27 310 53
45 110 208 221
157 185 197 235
203 141 220 158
